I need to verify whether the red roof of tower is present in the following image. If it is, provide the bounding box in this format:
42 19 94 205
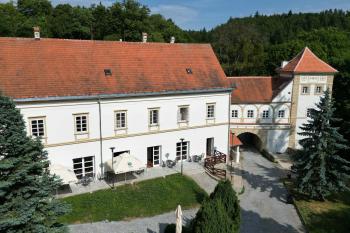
0 37 230 100
280 47 338 73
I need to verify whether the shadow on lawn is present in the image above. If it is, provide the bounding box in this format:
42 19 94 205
241 209 302 233
304 207 350 233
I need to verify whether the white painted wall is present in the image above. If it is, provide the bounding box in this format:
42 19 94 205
266 129 290 153
294 75 329 148
17 92 230 178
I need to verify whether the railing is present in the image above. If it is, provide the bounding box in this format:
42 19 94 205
204 150 227 179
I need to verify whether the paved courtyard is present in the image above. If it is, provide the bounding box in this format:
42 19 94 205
239 148 305 233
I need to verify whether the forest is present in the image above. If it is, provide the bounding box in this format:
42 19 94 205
0 0 349 152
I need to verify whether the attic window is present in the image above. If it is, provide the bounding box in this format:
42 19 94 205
186 68 193 74
104 69 112 76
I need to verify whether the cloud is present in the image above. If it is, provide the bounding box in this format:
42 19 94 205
150 4 199 29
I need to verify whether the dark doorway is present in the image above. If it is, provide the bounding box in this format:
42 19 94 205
206 137 214 157
237 132 263 151
147 146 161 168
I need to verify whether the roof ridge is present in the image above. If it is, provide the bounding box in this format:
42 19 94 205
305 47 338 72
293 47 307 72
0 37 211 46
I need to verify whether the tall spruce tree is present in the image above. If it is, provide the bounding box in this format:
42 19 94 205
0 95 69 232
294 89 350 200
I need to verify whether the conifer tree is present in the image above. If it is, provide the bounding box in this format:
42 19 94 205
294 89 350 200
210 180 240 232
0 95 69 233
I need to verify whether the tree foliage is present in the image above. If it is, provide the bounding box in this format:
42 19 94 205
0 95 69 232
192 180 240 233
294 90 350 200
0 0 189 42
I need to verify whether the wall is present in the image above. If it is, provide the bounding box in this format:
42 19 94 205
17 92 230 178
291 75 334 149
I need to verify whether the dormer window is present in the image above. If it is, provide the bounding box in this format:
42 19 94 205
104 69 112 76
186 68 193 74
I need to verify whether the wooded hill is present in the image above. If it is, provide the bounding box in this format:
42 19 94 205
0 1 349 152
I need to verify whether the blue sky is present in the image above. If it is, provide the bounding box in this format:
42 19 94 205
3 0 350 29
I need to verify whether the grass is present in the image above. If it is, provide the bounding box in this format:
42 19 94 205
284 180 350 233
60 174 207 224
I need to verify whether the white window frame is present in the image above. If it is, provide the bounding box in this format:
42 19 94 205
278 110 285 118
262 110 269 119
29 117 46 138
247 110 254 118
231 110 238 118
206 103 215 119
149 146 161 166
149 108 159 126
315 85 323 95
72 156 95 179
306 108 312 117
301 86 310 95
115 110 127 129
178 106 189 122
176 141 189 161
74 113 89 134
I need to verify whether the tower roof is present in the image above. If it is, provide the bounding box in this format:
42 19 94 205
280 47 338 74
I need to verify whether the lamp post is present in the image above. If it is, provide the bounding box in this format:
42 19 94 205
180 138 184 175
110 147 115 188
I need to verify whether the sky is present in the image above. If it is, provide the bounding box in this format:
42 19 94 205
2 0 350 30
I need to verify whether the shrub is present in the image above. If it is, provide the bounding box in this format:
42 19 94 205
210 180 240 232
192 198 235 233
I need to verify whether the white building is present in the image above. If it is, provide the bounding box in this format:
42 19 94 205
228 47 337 154
0 35 231 179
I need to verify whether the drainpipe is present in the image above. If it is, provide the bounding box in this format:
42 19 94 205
98 97 103 179
227 92 232 164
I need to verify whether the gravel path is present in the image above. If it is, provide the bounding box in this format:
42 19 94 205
69 208 198 233
239 148 305 233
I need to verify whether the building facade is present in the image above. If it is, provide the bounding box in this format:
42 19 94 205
0 36 231 179
228 47 337 153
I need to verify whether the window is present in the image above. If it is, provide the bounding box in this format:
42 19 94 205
262 110 269 118
178 106 189 122
74 114 88 134
30 117 45 137
307 108 312 117
278 110 285 118
149 109 159 126
115 111 127 129
315 86 322 94
231 110 238 118
73 156 94 179
207 104 215 118
302 86 309 94
147 146 161 166
247 110 254 118
176 141 189 161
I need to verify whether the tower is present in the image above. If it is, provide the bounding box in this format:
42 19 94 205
278 47 338 149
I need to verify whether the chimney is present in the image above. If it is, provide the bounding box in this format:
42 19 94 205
142 32 147 43
170 36 175 44
33 26 40 40
281 61 288 68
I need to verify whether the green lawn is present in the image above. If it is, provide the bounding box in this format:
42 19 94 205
60 174 207 224
284 180 350 233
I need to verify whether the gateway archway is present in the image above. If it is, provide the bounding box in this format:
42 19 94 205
237 132 263 151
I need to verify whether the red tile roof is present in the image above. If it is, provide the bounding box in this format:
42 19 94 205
227 76 292 104
280 47 338 73
0 38 230 100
